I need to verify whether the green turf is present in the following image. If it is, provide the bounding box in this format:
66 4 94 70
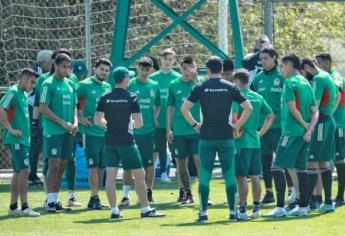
0 179 344 236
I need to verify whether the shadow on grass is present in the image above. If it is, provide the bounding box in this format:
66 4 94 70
74 217 139 224
161 219 239 227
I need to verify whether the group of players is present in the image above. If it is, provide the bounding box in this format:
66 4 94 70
0 35 344 222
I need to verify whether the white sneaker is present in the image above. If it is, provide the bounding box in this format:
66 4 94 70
8 209 23 216
286 189 296 205
22 208 40 217
287 206 308 217
265 207 287 218
251 210 261 219
237 211 248 220
160 172 171 183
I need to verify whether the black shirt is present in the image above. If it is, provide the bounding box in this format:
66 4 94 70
96 88 140 146
187 78 246 140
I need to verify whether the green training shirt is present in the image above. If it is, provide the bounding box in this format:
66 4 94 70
233 88 272 149
167 77 201 136
76 76 111 136
312 69 338 116
128 77 160 135
0 85 30 146
40 75 77 136
149 69 181 128
281 73 316 136
251 67 284 129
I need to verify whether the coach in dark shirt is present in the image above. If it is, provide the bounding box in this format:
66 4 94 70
95 67 165 219
181 56 252 222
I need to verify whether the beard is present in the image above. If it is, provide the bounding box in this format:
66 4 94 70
304 72 314 81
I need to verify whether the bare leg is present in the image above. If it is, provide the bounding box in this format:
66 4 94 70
132 168 149 208
105 167 118 208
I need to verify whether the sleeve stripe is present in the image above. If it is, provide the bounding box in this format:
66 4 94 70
40 86 48 103
1 93 14 108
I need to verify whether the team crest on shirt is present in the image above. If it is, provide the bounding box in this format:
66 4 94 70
274 78 280 86
89 159 94 165
177 90 182 94
24 158 29 166
91 90 96 94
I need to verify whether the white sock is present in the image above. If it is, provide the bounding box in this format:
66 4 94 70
141 205 153 213
111 207 120 214
199 210 207 216
54 192 59 202
47 193 55 204
123 185 130 199
68 191 76 200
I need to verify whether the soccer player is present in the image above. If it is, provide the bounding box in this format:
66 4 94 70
266 54 319 217
232 69 274 220
120 57 160 206
0 68 40 217
301 57 340 213
167 56 201 204
40 53 78 213
149 48 181 182
315 53 345 205
251 47 285 204
29 50 53 185
94 66 165 219
34 49 81 207
222 59 235 82
182 56 252 222
76 58 112 209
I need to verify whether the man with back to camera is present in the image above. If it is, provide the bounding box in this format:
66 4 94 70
181 56 252 222
94 66 166 219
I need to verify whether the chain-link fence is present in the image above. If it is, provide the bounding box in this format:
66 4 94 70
0 0 344 169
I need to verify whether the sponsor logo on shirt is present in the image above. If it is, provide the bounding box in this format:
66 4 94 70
274 78 281 86
91 90 96 94
177 90 182 94
106 99 128 103
150 90 155 97
204 88 228 93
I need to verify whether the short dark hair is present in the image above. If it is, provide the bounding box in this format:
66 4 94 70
180 56 195 66
95 57 112 68
206 56 223 74
138 57 153 67
161 48 176 58
54 53 72 65
233 69 250 85
20 68 40 78
148 56 159 71
52 48 72 60
300 57 318 69
261 47 278 64
281 54 300 69
223 59 234 72
315 53 332 63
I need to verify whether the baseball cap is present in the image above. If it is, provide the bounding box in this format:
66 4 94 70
73 59 88 78
112 67 135 82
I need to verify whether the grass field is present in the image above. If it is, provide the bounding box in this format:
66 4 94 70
0 178 344 236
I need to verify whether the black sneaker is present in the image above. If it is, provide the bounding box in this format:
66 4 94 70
286 201 297 212
118 197 130 207
147 189 154 203
87 197 95 209
177 189 186 203
110 212 123 219
88 195 106 210
55 201 72 211
196 213 208 223
28 175 43 186
260 191 275 204
141 209 166 218
45 202 56 213
335 197 344 207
